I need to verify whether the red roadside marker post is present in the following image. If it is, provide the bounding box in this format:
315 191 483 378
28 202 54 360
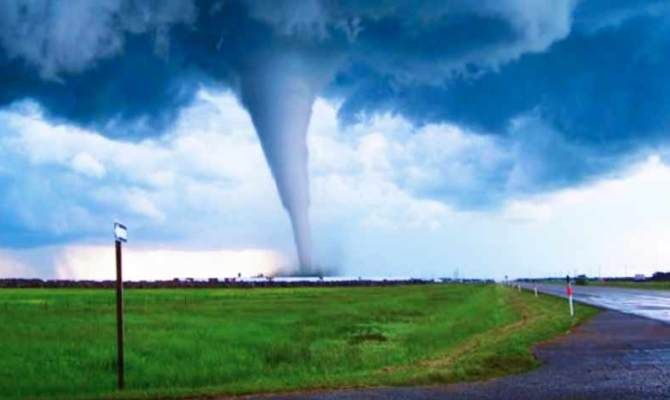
113 222 128 390
566 275 574 317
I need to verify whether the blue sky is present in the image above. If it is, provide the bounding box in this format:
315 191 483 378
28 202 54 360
1 0 670 280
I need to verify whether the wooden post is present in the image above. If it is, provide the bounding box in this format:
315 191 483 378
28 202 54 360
115 239 125 390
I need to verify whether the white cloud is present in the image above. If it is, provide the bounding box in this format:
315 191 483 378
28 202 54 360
308 100 670 279
490 155 670 278
0 92 280 246
308 99 454 232
0 250 32 278
70 152 106 178
123 188 165 222
54 246 284 280
0 245 284 280
0 247 55 278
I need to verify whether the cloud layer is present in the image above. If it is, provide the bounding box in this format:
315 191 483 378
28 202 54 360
2 92 670 279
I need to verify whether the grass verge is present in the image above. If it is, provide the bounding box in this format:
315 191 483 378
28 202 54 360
0 285 597 399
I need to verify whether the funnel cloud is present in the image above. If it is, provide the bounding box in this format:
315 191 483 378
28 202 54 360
237 53 321 272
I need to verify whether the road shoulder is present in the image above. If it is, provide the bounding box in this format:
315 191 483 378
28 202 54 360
232 311 670 400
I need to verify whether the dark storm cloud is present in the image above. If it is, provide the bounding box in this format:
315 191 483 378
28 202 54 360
0 0 575 130
329 1 670 200
336 8 670 148
0 0 200 137
1 0 669 205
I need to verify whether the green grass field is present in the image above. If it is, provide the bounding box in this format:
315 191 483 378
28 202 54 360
589 280 670 290
0 284 597 400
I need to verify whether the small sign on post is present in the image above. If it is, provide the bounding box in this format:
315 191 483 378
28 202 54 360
113 222 127 390
114 223 127 243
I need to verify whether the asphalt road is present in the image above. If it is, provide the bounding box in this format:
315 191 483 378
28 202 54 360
519 283 670 324
219 310 670 400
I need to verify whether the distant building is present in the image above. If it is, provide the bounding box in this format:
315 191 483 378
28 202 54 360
634 274 646 281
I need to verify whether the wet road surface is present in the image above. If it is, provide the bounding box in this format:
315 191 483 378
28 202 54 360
521 283 670 324
220 310 670 400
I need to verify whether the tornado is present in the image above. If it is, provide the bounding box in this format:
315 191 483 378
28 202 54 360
237 53 321 273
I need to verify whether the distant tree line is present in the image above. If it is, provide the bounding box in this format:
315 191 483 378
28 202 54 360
0 278 439 289
651 271 670 281
517 270 670 284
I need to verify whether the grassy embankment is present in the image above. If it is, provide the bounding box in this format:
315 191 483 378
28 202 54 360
0 284 597 400
589 280 670 290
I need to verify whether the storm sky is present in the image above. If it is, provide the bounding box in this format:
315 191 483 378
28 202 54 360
1 0 670 280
